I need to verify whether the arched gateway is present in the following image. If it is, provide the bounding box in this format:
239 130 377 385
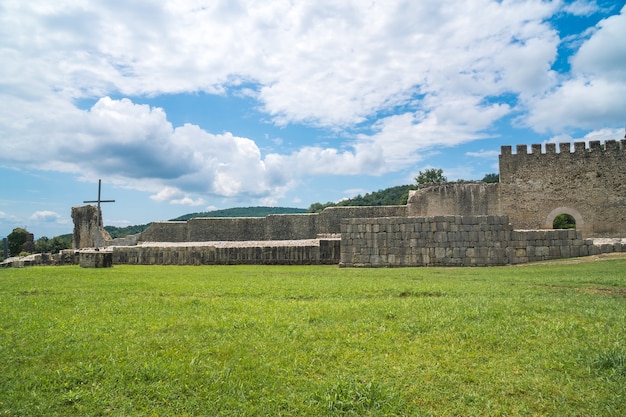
545 207 583 230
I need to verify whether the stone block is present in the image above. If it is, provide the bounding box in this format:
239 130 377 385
80 250 113 268
588 245 600 255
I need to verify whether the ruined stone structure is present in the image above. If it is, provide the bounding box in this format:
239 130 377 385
27 139 618 269
71 205 112 249
112 239 341 266
138 206 407 242
408 140 626 238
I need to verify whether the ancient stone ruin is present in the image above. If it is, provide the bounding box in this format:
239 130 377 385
71 205 114 268
4 140 624 269
408 140 626 238
71 205 112 249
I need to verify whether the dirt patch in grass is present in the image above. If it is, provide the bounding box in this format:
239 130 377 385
579 287 626 297
397 290 445 298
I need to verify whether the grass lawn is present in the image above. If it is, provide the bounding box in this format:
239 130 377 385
1 258 625 416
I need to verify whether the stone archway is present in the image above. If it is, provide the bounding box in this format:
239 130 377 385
545 207 584 230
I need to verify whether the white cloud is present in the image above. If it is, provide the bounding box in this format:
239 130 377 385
525 77 626 132
524 6 626 132
571 6 626 82
29 211 62 223
0 0 562 127
547 128 625 144
170 197 206 207
357 96 511 168
466 150 500 158
0 0 623 205
562 0 600 17
149 187 204 207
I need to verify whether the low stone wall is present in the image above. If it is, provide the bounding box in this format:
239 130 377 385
340 215 620 267
0 250 80 268
138 206 408 243
112 239 341 265
79 251 113 268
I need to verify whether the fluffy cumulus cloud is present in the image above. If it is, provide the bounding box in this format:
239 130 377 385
0 0 623 205
524 5 626 132
30 211 63 223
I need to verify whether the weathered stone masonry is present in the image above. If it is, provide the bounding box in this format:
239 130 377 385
339 215 604 267
138 206 407 243
112 239 340 266
7 140 619 268
408 140 626 238
500 140 626 237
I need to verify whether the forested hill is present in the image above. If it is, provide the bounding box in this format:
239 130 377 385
307 184 419 213
171 206 307 221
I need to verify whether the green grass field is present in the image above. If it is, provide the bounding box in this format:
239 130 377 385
1 259 625 416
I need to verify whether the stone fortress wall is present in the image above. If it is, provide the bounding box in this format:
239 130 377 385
137 206 407 242
7 140 621 268
106 206 404 266
499 140 626 237
407 139 626 238
339 215 618 267
110 139 626 267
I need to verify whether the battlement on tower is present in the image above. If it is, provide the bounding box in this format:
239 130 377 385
499 139 626 186
500 139 626 157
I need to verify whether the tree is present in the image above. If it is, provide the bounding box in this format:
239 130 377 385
35 236 51 253
482 173 499 183
415 168 447 187
50 236 72 253
307 202 336 213
34 235 72 254
553 214 576 229
7 227 29 257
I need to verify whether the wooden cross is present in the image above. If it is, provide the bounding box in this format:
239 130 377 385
83 179 115 248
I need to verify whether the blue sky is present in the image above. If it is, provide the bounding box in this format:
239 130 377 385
1 0 625 239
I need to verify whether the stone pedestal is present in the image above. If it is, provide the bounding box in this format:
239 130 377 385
79 251 113 268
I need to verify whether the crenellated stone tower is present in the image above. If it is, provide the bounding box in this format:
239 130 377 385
408 140 626 238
